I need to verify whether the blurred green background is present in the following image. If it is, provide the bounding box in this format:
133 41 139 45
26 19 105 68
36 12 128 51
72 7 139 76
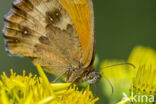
0 0 156 104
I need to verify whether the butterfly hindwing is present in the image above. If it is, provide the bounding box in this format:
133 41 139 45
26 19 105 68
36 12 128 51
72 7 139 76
3 0 82 75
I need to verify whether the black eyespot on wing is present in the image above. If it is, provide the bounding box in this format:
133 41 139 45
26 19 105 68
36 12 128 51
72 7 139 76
4 35 21 45
39 36 50 45
45 8 62 25
66 24 74 34
4 20 33 38
33 44 40 52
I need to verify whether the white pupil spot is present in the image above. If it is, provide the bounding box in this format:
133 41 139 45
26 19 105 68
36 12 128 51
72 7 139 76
50 17 53 21
24 31 28 34
15 40 18 42
56 13 59 16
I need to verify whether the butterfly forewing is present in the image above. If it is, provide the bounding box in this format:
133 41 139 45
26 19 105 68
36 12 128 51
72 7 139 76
3 0 95 80
59 0 95 68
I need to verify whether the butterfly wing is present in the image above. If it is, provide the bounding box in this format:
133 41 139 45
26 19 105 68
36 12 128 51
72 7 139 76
3 0 82 75
59 0 95 68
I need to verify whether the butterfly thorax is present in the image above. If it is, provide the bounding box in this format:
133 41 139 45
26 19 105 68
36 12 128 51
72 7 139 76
66 65 101 84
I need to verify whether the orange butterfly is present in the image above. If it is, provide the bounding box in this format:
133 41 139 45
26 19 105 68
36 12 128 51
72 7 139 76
3 0 101 84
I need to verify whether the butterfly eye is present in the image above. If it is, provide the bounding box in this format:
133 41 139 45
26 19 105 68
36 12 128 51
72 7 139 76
87 72 101 84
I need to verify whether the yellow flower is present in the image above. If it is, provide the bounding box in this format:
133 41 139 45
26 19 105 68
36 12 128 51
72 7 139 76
101 46 156 103
117 65 156 104
132 65 156 96
128 46 156 103
128 46 156 69
0 64 99 104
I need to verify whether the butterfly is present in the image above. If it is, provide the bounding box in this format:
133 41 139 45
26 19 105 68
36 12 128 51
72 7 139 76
3 0 101 84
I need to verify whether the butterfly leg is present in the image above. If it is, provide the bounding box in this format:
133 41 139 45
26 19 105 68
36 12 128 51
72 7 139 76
52 68 70 83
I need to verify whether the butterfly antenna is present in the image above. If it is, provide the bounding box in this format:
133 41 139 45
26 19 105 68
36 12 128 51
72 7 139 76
100 62 135 95
101 73 114 95
102 62 136 69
